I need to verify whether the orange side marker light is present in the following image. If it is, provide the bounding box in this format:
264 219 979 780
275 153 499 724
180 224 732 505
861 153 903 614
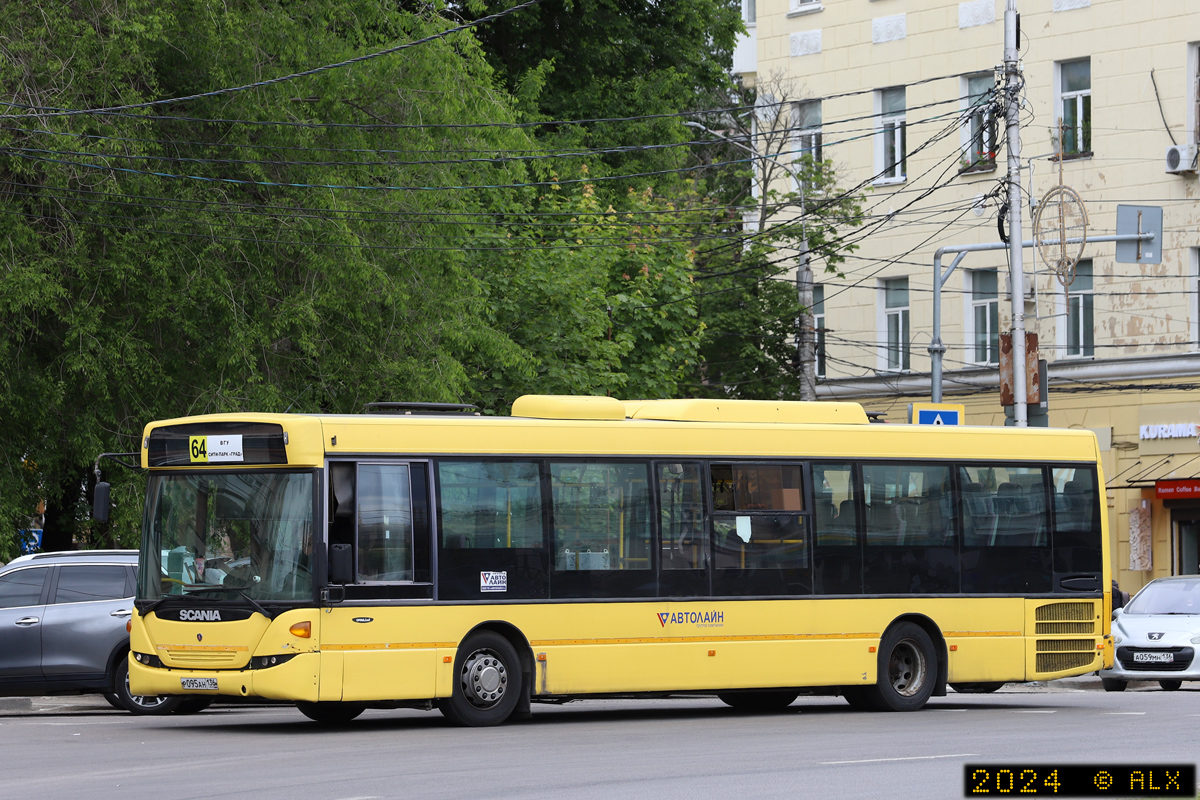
126 620 132 633
536 653 547 662
949 645 958 651
708 650 716 657
869 646 877 653
443 656 453 663
289 621 312 638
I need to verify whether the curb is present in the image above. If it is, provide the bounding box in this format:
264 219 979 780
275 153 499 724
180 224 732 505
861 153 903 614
0 698 32 711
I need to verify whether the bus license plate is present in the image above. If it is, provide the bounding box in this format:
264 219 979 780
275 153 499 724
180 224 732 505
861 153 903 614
180 678 219 691
1133 652 1173 663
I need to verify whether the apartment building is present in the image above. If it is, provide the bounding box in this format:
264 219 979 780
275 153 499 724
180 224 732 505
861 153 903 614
736 0 1200 591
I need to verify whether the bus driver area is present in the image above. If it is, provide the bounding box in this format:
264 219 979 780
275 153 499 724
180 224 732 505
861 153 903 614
122 395 1112 725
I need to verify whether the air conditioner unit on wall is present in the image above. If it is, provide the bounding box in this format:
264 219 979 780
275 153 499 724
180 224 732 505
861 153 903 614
1165 143 1198 174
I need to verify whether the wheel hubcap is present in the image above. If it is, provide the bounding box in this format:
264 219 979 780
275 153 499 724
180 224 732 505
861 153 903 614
460 650 508 708
888 639 927 697
126 673 170 708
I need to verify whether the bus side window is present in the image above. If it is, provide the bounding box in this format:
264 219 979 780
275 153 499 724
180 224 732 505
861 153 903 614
328 462 356 568
710 463 809 597
551 462 651 572
1051 467 1102 576
659 463 707 571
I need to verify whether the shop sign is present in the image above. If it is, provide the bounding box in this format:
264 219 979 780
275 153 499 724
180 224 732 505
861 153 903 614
1138 403 1200 456
1155 480 1200 500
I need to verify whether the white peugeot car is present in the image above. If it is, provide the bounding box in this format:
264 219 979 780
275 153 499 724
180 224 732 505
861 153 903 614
1101 575 1200 691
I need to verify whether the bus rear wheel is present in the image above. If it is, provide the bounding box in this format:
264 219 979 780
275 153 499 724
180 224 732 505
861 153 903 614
439 631 523 727
864 622 937 712
296 702 365 724
717 690 799 712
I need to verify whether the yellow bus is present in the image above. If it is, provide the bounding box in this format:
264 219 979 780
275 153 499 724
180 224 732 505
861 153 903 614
120 395 1113 725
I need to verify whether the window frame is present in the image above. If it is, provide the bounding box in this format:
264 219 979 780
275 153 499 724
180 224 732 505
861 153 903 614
875 87 907 184
880 277 911 372
1055 58 1092 158
966 269 1000 366
1063 259 1095 358
961 73 997 173
791 100 823 193
813 283 827 378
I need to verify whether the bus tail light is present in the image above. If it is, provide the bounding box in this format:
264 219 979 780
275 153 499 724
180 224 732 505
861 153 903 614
289 621 312 638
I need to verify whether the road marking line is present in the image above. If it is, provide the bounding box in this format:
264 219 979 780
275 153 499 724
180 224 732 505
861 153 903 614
1104 712 1146 716
1014 710 1056 713
821 753 977 765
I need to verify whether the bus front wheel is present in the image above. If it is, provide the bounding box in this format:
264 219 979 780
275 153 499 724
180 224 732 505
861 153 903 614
865 622 937 712
439 631 523 727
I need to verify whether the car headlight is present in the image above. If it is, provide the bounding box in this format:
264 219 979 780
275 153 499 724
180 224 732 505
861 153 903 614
1113 635 1122 644
1191 635 1200 645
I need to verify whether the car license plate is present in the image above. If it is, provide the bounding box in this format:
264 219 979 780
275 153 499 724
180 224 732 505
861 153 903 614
180 678 219 691
1133 652 1173 663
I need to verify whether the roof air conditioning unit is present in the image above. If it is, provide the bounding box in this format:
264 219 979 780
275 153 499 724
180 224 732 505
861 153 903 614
1165 143 1198 174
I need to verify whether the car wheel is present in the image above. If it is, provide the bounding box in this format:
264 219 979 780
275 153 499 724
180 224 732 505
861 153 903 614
862 622 937 712
1101 678 1127 692
950 682 1004 694
1158 679 1183 692
102 692 125 711
438 631 523 727
717 691 799 712
113 657 184 715
296 701 365 723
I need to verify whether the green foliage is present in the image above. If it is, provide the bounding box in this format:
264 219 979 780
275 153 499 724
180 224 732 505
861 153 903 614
470 178 700 409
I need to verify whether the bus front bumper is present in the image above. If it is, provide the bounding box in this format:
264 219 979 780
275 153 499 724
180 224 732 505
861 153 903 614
129 652 320 703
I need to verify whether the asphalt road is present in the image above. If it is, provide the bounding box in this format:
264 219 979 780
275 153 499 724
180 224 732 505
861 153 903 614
1 681 1196 800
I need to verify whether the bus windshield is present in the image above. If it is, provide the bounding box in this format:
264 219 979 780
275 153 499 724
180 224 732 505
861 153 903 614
139 471 315 603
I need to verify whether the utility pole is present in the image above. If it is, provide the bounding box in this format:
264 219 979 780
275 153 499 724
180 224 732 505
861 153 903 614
1003 0 1028 426
797 248 815 401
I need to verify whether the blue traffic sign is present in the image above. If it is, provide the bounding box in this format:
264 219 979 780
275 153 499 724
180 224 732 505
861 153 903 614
916 409 959 426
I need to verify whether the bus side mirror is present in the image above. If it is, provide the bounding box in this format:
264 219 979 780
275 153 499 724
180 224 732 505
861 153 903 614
92 482 111 523
328 544 353 585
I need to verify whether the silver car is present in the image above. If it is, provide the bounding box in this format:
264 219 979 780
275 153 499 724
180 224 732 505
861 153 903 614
0 550 210 714
1101 575 1200 691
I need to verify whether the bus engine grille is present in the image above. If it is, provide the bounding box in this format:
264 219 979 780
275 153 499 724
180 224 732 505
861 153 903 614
161 649 243 667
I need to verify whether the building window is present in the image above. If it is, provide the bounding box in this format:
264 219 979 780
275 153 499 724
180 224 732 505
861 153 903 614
969 269 999 365
883 277 910 370
1193 249 1199 348
813 284 826 378
1065 260 1094 357
791 101 823 192
877 87 906 181
742 0 755 25
1189 43 1200 146
1057 59 1091 157
963 74 997 171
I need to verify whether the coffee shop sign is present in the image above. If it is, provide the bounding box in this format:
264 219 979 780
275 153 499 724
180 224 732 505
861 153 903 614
1140 422 1198 440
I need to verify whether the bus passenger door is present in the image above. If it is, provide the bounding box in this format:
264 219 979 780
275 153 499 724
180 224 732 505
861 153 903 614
324 460 438 702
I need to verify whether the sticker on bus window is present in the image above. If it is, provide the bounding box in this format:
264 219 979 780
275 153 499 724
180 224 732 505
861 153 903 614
480 571 508 592
189 434 244 464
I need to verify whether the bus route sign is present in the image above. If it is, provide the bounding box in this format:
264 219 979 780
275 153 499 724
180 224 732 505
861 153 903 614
909 402 965 426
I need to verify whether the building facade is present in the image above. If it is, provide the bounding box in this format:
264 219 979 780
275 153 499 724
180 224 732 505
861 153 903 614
737 0 1200 592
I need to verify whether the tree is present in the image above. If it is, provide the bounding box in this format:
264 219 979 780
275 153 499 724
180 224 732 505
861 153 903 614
684 76 864 400
0 0 540 555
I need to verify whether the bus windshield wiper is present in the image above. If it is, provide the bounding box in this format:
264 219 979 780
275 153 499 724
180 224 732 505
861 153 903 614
186 587 273 618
